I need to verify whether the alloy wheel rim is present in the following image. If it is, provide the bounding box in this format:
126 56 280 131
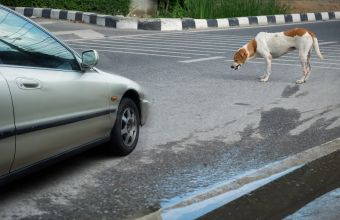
121 107 137 147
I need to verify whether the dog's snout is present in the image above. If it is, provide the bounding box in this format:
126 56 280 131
231 64 241 70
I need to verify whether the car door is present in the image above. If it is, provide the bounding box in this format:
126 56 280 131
0 73 15 177
0 7 113 171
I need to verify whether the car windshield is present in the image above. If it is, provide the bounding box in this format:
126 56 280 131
0 7 79 70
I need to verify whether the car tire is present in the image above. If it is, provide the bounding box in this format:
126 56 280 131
109 98 140 156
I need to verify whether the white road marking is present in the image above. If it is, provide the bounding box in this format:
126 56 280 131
180 57 225 63
72 44 210 56
78 39 242 48
118 36 250 46
72 47 191 58
69 41 224 54
36 21 58 25
247 60 340 70
319 41 338 46
73 37 249 47
53 29 105 39
135 34 252 42
72 39 340 61
272 56 340 65
71 39 234 51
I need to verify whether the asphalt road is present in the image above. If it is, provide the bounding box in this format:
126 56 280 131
1 19 340 219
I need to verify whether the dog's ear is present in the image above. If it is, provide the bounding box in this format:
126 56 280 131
239 48 248 60
235 48 248 64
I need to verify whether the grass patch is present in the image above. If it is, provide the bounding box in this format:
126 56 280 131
158 0 289 19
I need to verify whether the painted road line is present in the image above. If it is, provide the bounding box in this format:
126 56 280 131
224 59 339 69
53 29 105 39
74 42 340 59
83 36 249 46
36 20 58 25
179 57 225 63
135 34 253 41
69 41 226 54
72 39 236 51
63 29 241 42
72 47 192 58
126 35 252 43
319 47 340 52
282 57 340 62
71 44 211 56
63 30 200 42
247 60 340 70
120 36 250 46
85 39 241 51
102 35 334 49
319 50 340 55
77 41 340 55
272 58 340 66
319 41 338 46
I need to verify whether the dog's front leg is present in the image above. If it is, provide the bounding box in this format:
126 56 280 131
260 55 272 82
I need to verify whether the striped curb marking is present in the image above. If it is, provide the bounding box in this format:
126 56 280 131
10 6 340 31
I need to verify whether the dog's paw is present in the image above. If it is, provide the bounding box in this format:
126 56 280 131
259 75 267 80
296 79 305 84
259 76 269 82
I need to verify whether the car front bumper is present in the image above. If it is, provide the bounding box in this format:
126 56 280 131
140 99 150 126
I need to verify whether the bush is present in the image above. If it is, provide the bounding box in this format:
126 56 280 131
189 0 289 19
0 0 130 15
157 0 288 19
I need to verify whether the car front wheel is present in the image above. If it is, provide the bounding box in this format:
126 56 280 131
109 98 140 156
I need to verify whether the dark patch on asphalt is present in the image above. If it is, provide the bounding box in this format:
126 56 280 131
234 103 251 106
295 91 309 98
259 108 300 138
282 85 300 98
2 108 340 220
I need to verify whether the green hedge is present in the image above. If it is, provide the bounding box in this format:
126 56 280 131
158 0 288 19
185 0 288 19
0 0 130 15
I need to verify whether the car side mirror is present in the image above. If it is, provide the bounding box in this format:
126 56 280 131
81 50 99 69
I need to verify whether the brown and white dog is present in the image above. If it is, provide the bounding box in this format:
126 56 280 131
231 28 323 84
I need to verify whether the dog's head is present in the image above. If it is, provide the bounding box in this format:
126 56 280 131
231 48 248 70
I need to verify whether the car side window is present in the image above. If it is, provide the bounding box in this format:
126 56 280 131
0 8 80 70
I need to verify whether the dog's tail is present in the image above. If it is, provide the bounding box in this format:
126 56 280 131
312 37 324 60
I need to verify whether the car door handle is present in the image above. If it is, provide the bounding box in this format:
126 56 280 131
16 78 41 90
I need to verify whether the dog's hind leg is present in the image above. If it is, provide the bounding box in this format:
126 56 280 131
296 51 309 84
259 54 272 82
305 49 312 80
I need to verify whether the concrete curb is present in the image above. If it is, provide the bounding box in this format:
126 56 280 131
138 138 340 219
9 6 340 31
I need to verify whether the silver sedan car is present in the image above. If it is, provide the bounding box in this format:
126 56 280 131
0 5 149 183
